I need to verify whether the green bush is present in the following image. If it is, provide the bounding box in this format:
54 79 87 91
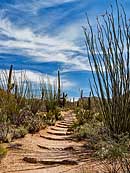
73 122 101 141
75 108 93 125
95 133 130 173
0 67 65 141
0 145 7 162
13 126 28 138
0 123 14 142
25 113 46 133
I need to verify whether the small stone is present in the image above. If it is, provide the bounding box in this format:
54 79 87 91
23 157 38 163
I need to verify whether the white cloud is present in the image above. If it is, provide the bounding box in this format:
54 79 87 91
0 17 91 72
0 69 76 90
4 0 78 15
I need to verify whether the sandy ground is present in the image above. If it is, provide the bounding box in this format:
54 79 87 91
0 111 101 173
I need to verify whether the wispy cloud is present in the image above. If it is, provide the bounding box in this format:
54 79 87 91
0 0 78 15
0 68 76 90
1 0 129 97
0 16 90 72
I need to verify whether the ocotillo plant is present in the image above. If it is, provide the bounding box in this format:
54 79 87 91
14 84 18 99
84 1 130 136
57 70 61 106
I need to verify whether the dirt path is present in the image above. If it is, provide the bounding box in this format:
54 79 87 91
0 111 99 173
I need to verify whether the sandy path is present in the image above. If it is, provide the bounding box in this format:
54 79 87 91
0 111 99 173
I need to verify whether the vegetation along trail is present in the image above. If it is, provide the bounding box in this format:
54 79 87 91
0 110 100 173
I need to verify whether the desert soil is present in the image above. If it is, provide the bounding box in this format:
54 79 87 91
0 110 101 173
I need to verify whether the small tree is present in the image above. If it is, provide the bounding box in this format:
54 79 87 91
84 1 130 136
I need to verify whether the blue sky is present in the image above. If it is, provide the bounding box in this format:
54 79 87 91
0 0 129 98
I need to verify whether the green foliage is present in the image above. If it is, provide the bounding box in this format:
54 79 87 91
95 133 130 173
0 145 7 161
96 133 130 160
74 123 94 139
74 108 93 125
0 123 14 142
28 98 42 115
73 121 101 141
72 108 102 141
13 126 28 138
0 67 66 142
23 112 46 133
45 108 62 125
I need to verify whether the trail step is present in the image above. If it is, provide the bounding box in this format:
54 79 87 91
40 134 71 141
56 124 70 128
23 157 78 165
57 122 71 126
50 127 67 131
47 130 71 136
37 145 75 151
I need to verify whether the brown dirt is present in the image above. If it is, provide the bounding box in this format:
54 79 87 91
0 110 101 173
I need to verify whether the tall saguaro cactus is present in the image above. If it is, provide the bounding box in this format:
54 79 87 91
62 92 67 107
88 91 91 110
80 89 83 99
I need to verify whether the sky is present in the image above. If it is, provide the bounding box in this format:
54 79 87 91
0 0 129 99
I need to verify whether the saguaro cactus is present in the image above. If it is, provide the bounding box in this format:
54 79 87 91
88 91 91 110
80 89 83 99
7 65 14 94
62 92 67 107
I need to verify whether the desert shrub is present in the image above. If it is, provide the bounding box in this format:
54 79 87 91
0 145 7 162
45 111 56 125
0 123 14 142
53 107 62 120
73 121 101 141
23 113 45 133
72 107 103 141
74 108 93 125
16 107 34 126
95 133 129 160
0 93 20 124
95 133 130 173
28 98 42 115
0 66 66 141
13 126 28 138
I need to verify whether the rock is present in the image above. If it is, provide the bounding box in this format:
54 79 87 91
64 146 75 151
37 145 50 150
61 159 78 165
7 143 22 150
23 157 38 163
23 157 78 165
